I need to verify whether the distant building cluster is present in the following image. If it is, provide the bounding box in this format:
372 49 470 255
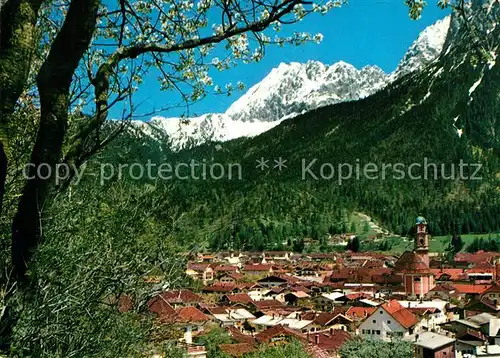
123 218 500 357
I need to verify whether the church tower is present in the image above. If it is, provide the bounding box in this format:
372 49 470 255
415 216 429 266
394 216 435 298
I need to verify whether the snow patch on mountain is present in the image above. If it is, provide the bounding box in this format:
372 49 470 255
135 113 280 150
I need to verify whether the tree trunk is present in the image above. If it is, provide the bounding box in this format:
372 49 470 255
0 0 43 225
11 0 99 279
0 142 6 215
0 0 43 124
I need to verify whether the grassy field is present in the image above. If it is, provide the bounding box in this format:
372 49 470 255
350 211 500 254
348 212 386 238
365 233 500 254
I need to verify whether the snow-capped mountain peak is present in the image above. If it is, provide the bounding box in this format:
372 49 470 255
392 16 451 80
133 16 451 151
224 60 387 124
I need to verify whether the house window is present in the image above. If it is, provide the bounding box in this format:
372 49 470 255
373 320 376 323
376 330 381 335
388 320 391 324
372 330 377 334
380 311 383 314
414 277 421 282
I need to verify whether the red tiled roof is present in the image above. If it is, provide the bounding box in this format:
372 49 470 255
205 306 228 315
202 284 239 293
346 306 376 320
430 268 465 281
176 306 210 322
483 283 500 295
214 265 239 272
455 251 500 264
224 293 254 304
409 307 438 315
307 330 352 352
459 329 488 341
255 325 306 343
394 251 430 274
300 312 318 321
381 300 419 329
453 284 491 294
253 300 285 310
467 262 495 274
478 296 500 311
243 264 273 271
147 296 179 323
313 312 352 326
292 285 312 293
227 273 244 280
219 343 256 356
429 283 457 292
187 263 212 272
226 326 256 345
268 287 286 294
156 289 203 303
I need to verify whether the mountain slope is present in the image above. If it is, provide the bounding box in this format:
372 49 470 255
164 8 500 244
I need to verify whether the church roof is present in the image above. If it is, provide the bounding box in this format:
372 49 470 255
394 251 430 274
416 216 427 225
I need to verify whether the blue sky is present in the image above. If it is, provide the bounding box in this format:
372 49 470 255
116 1 450 120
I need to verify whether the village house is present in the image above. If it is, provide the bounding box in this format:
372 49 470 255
483 285 500 302
256 275 289 288
218 273 244 284
262 251 294 262
314 292 348 311
284 291 311 306
306 311 354 333
242 264 274 276
439 312 500 357
213 265 240 278
186 263 214 284
220 293 254 307
405 331 456 358
399 300 451 332
358 300 420 341
208 307 256 329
